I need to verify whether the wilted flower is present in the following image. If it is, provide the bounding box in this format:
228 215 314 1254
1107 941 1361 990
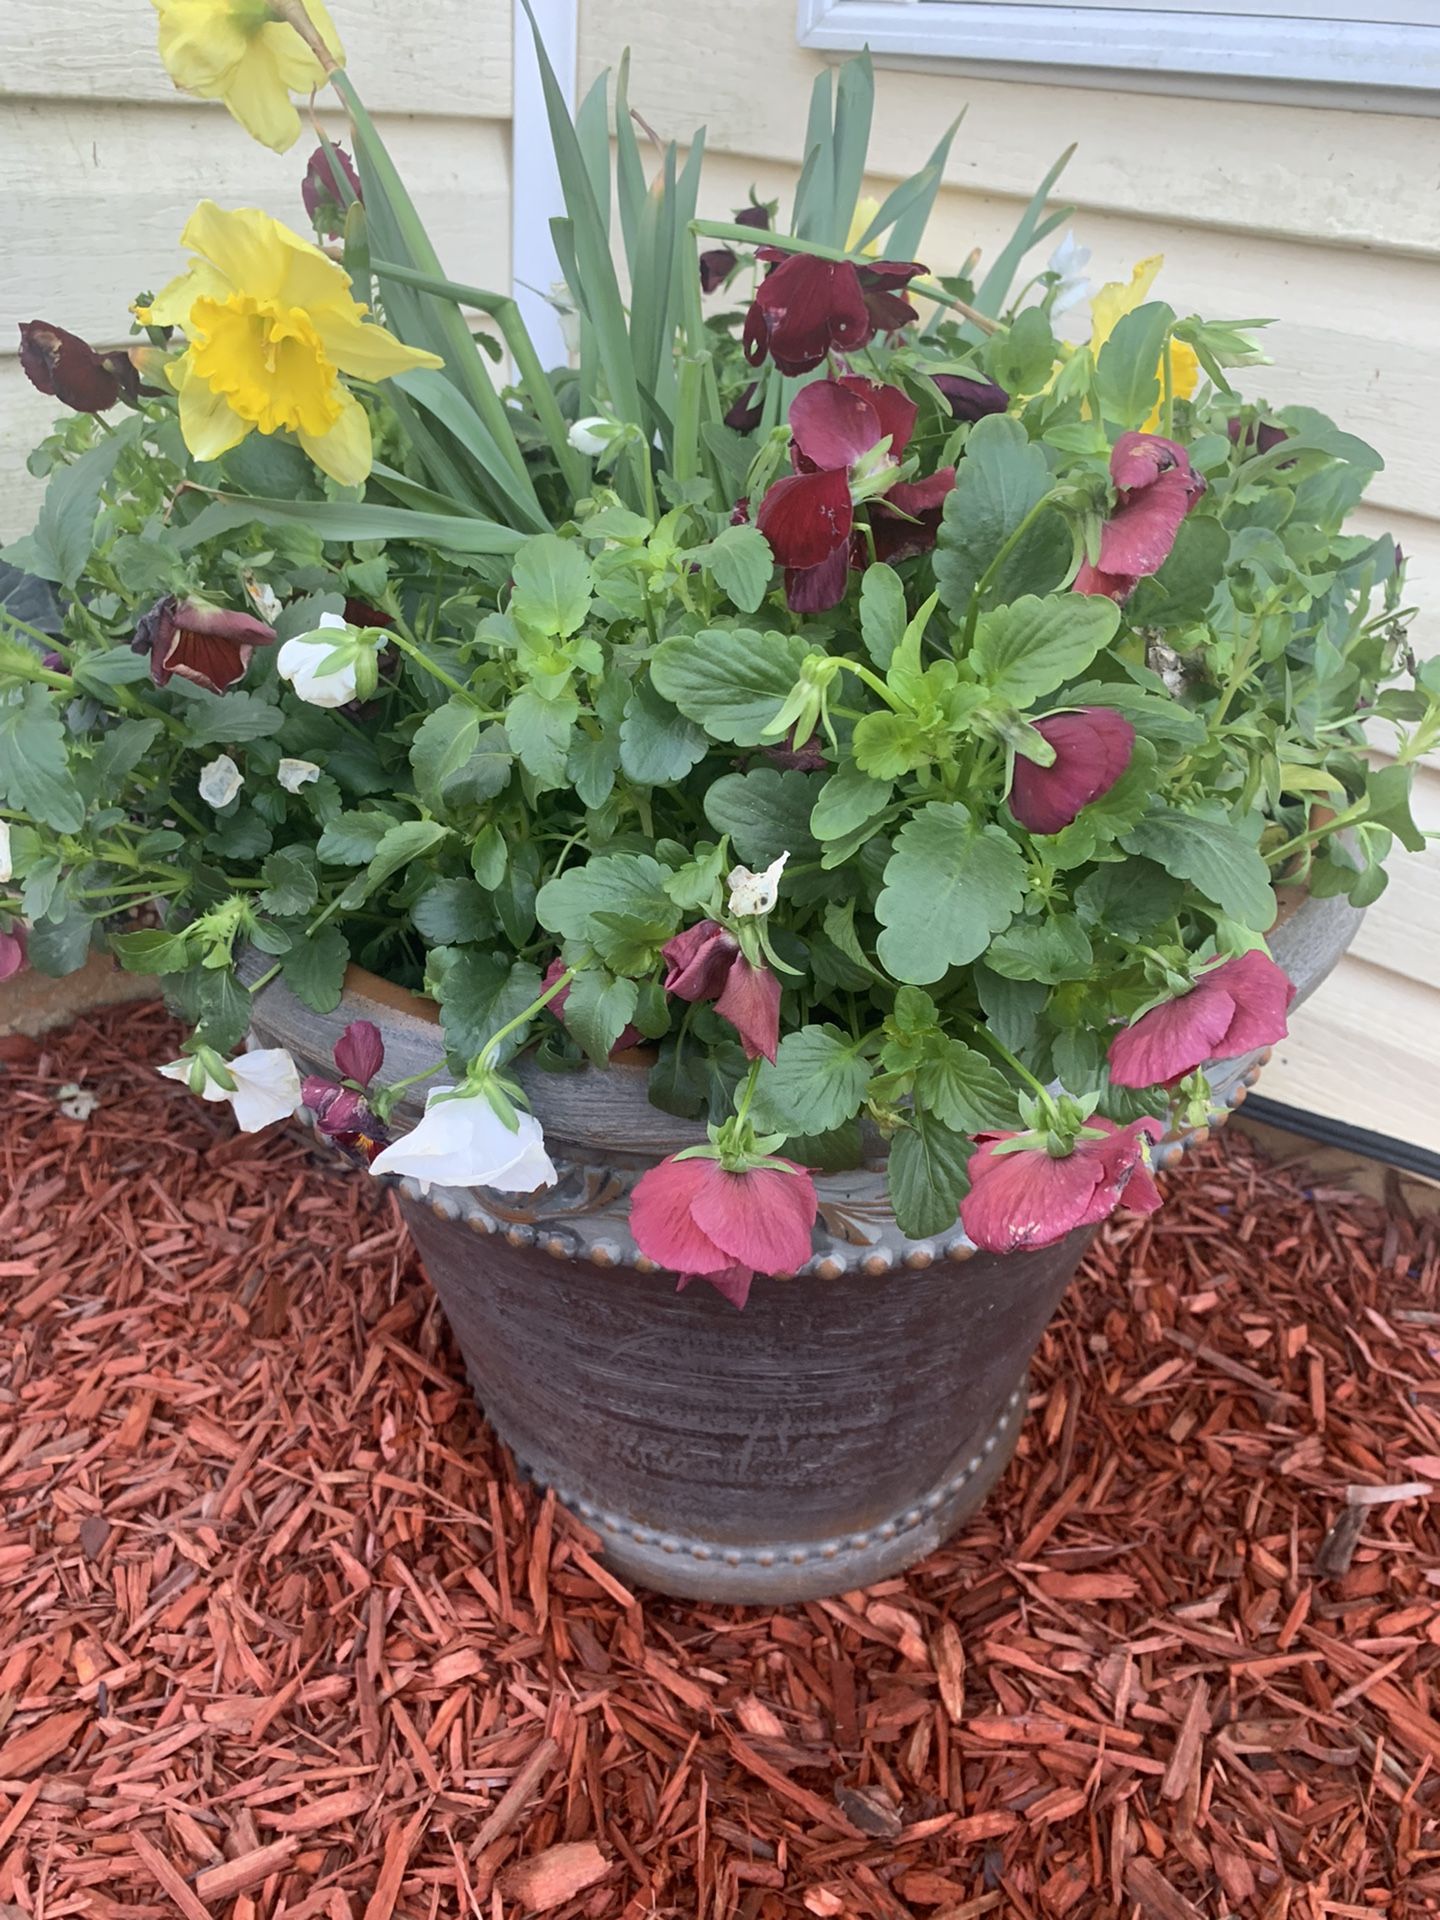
742 250 925 376
1009 708 1135 835
931 373 1009 423
1227 415 1289 458
150 0 344 153
727 852 788 917
0 926 27 983
961 1117 1162 1254
198 754 244 809
18 321 140 414
301 141 361 238
159 1047 304 1133
629 1152 818 1310
136 202 440 485
132 593 276 695
1073 431 1205 602
277 757 322 793
661 922 781 1063
302 1020 388 1161
1108 950 1295 1088
369 1088 557 1194
698 203 770 293
277 611 371 707
542 958 643 1055
724 383 764 433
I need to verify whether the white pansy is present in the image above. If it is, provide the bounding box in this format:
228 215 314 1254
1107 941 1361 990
0 820 11 885
549 280 582 362
1047 231 1092 320
727 851 789 918
198 754 244 809
245 578 283 622
277 611 358 708
568 415 614 457
278 757 322 793
158 1048 304 1133
369 1088 558 1195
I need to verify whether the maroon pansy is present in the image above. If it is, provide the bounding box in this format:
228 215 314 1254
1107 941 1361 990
302 1019 389 1163
1227 416 1289 458
131 595 277 695
661 922 781 1063
742 250 925 376
960 1117 1162 1254
698 203 770 293
542 957 643 1055
1072 431 1206 602
724 384 764 433
869 466 957 565
1009 707 1135 835
0 925 27 983
302 142 362 239
932 373 1009 422
1107 950 1295 1089
759 727 828 772
19 320 140 414
629 1152 818 1309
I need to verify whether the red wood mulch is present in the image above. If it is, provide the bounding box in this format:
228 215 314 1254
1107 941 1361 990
3 1001 1439 1920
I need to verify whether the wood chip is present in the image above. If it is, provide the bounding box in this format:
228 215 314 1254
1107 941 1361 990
497 1840 609 1909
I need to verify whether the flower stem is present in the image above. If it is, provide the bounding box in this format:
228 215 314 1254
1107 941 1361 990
386 628 486 708
478 965 574 1070
959 1014 1049 1100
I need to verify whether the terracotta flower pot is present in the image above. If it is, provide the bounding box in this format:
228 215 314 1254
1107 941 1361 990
247 890 1361 1603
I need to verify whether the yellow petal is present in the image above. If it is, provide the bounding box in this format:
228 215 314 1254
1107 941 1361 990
137 258 230 331
311 308 444 381
1140 340 1202 432
217 37 304 152
1090 254 1164 352
175 358 253 461
845 196 883 258
180 202 290 302
272 228 361 319
256 7 340 91
151 0 249 95
299 388 372 485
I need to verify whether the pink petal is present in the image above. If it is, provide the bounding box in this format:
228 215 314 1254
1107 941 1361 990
1107 978 1239 1088
662 922 739 1002
676 1265 755 1310
689 1160 818 1274
714 955 782 1062
756 469 853 570
837 376 917 460
630 1156 734 1274
789 378 882 470
1072 558 1134 602
1200 951 1295 1056
333 1018 384 1085
0 927 28 982
1072 1118 1161 1228
1097 469 1199 580
960 1139 1104 1254
1009 708 1135 835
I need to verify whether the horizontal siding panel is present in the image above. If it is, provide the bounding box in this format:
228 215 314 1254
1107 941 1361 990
1260 956 1440 1155
0 0 511 119
581 1 1440 256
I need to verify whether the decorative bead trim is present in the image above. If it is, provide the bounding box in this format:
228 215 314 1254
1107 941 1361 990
515 1385 1025 1570
382 1051 1274 1274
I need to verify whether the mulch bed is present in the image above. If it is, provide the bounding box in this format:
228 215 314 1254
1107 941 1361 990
3 1001 1440 1920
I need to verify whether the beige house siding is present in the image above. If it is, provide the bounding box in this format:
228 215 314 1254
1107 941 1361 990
583 3 1440 1153
1 0 1435 1147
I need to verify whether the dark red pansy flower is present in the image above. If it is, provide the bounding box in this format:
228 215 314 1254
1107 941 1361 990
302 142 362 239
660 922 780 1063
1009 707 1135 835
1108 950 1295 1089
697 204 770 294
742 249 924 376
333 1018 384 1086
343 597 395 629
0 925 27 983
933 373 1009 422
542 957 643 1055
960 1117 1162 1254
630 1153 818 1310
869 466 956 564
19 320 140 414
724 384 764 433
1227 415 1289 458
1073 430 1206 602
759 727 828 772
303 1019 388 1163
756 468 854 611
132 595 277 694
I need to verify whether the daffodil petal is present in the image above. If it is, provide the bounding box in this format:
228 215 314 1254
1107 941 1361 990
299 387 371 485
255 16 329 90
216 38 304 151
1140 340 1201 432
311 308 444 380
1090 254 1164 351
181 203 292 302
177 360 252 461
151 0 249 94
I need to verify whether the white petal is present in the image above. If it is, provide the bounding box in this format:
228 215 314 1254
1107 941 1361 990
0 820 11 885
277 757 322 793
369 1090 557 1194
317 610 348 630
568 416 612 456
727 850 789 917
198 753 244 809
224 1049 304 1132
157 1057 228 1103
276 635 358 708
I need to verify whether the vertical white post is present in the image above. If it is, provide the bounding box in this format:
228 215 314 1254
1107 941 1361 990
511 0 578 372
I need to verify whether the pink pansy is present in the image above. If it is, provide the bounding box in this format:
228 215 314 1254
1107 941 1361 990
1108 950 1295 1089
742 251 925 377
756 377 954 612
542 957 643 1055
1009 707 1136 835
0 925 28 982
961 1118 1163 1255
1073 431 1206 603
660 923 781 1063
630 1153 819 1310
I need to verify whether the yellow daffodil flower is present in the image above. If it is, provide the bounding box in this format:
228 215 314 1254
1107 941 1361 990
845 196 884 258
1087 254 1199 431
151 0 344 153
138 202 441 486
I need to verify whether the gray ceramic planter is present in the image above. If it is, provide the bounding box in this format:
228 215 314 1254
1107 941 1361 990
247 889 1361 1603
